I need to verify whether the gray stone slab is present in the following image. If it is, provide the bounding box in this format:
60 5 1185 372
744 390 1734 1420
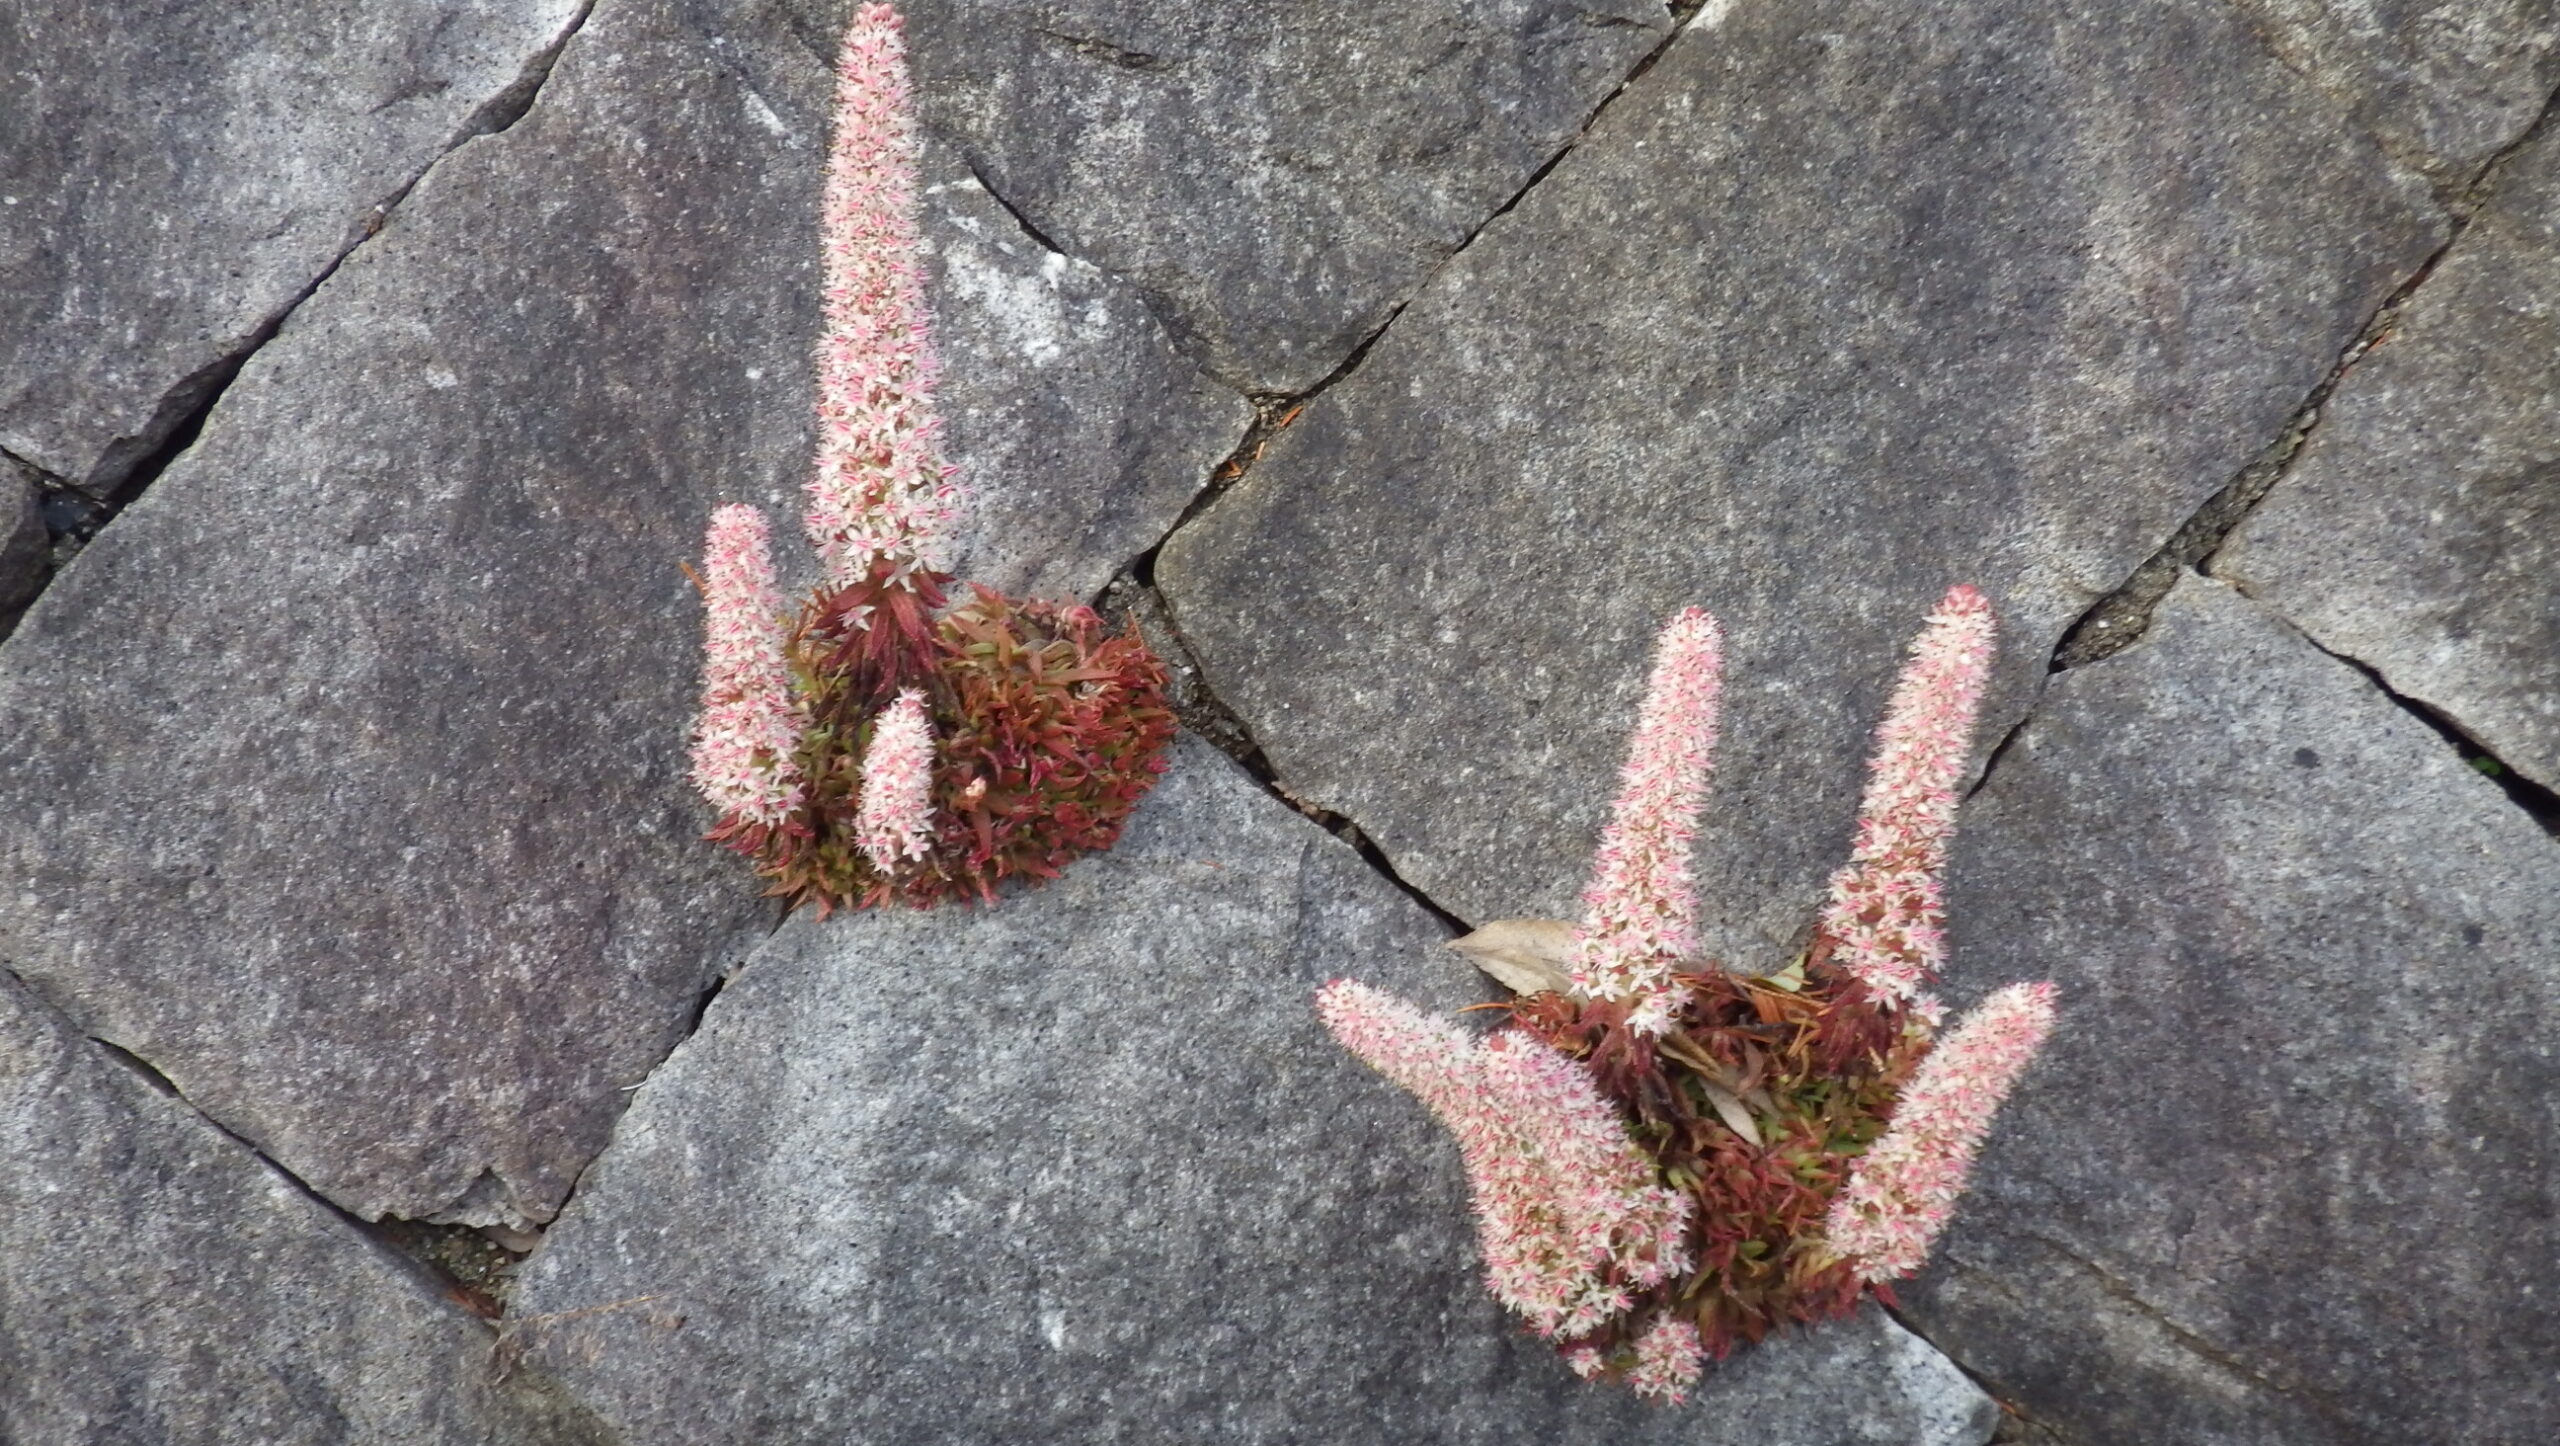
923 150 1252 603
1158 0 2444 969
2234 0 2560 178
892 0 1674 392
0 0 1234 1232
1902 576 2560 1445
0 0 586 492
510 736 1996 1445
0 969 604 1445
2218 125 2560 791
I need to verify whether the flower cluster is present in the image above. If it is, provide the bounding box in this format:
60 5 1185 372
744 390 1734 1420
854 688 936 871
1624 1314 1709 1404
1318 586 2055 1403
687 3 1171 911
1568 608 1722 1035
1316 981 1691 1337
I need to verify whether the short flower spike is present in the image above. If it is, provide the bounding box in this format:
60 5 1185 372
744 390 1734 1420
688 505 805 828
855 688 936 871
1624 1313 1708 1404
1823 980 2058 1281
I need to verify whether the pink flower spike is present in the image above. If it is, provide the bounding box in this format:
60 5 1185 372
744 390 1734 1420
856 688 937 871
1819 585 1997 1005
689 505 806 827
1624 1314 1707 1404
1314 981 1692 1338
1570 608 1724 1031
804 2 965 587
1824 980 2058 1282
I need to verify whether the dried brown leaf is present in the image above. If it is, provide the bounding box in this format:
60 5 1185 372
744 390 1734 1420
1447 918 1579 997
1700 1081 1764 1147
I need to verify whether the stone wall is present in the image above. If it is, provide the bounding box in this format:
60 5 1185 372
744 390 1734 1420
3 0 2554 1441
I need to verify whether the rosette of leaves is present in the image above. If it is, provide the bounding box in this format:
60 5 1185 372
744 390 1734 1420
737 567 1174 915
1497 932 1921 1360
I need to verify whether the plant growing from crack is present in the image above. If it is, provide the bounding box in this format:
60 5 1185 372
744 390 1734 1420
1318 586 2057 1402
687 3 1173 912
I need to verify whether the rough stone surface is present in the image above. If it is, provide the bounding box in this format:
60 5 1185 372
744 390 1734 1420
0 970 605 1445
2218 124 2560 791
0 0 587 492
0 0 1234 1232
1159 0 2444 967
923 147 1252 603
891 0 1673 392
511 737 1997 1446
1903 576 2560 1446
2235 0 2560 178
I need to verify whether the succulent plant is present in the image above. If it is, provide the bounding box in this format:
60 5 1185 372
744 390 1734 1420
1319 587 2057 1401
686 4 1171 915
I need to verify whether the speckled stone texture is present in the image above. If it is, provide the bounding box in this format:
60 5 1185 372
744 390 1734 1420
1903 576 2560 1445
0 0 587 492
896 0 1674 390
2219 123 2560 790
922 146 1251 601
8 0 2560 1438
1158 0 2444 971
0 971 607 1445
510 737 1998 1446
2231 0 2560 178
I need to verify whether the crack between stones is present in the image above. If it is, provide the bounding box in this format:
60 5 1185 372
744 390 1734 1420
1096 569 1471 937
0 0 598 636
0 962 523 1330
2049 76 2560 677
2244 603 2560 836
1066 1 1715 922
1031 27 1175 74
960 153 1074 258
1873 1300 2073 1446
1257 0 1713 414
1959 77 2560 816
524 913 772 1259
2022 1234 2365 1434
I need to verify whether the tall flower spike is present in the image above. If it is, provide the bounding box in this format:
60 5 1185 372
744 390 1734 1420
689 505 806 826
856 687 937 871
1571 608 1724 1034
1818 585 1997 1005
804 2 963 586
1823 980 2058 1282
1316 980 1692 1338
